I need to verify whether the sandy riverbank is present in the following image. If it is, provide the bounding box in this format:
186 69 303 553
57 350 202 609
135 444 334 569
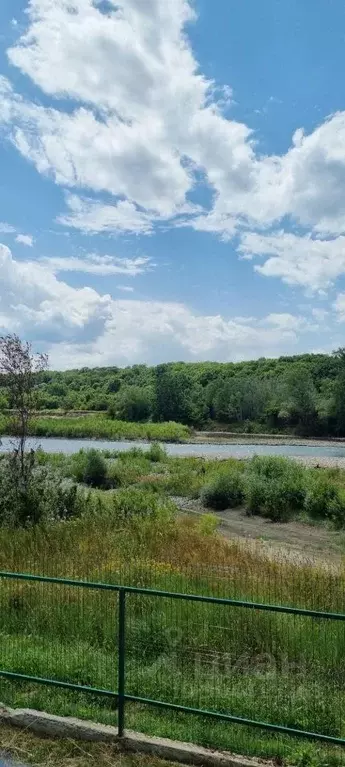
193 432 345 447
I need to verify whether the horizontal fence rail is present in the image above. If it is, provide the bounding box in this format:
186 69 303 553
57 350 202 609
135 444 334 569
0 571 344 747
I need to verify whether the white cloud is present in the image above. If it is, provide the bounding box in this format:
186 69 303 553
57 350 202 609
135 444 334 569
117 285 134 292
40 253 152 276
57 194 155 235
7 0 196 116
0 1 259 230
0 76 191 219
333 294 345 322
239 231 345 291
15 233 34 247
263 313 306 332
0 222 16 234
0 243 306 367
0 243 112 342
2 0 345 303
47 302 305 369
280 117 345 235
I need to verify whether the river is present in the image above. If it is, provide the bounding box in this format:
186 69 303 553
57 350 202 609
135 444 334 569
2 436 345 460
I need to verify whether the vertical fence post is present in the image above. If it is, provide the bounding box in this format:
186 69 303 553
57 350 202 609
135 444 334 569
118 588 126 737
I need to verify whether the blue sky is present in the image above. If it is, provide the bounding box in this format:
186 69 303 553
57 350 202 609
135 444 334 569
1 0 345 368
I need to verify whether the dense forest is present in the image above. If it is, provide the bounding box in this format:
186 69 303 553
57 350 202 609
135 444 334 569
1 352 345 436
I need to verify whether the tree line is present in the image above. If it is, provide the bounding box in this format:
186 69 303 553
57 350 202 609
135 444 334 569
2 350 345 436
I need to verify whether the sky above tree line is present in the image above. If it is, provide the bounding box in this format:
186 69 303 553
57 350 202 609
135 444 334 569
1 0 345 369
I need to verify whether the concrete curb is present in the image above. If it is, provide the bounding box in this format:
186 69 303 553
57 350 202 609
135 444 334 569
0 706 274 767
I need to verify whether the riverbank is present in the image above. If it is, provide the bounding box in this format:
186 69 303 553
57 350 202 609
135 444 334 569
3 411 345 448
4 435 345 469
193 431 345 446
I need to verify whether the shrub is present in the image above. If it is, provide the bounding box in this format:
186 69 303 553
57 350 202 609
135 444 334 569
83 449 107 488
327 489 345 529
201 471 244 511
69 449 89 483
247 455 304 484
146 442 167 463
304 477 338 520
260 479 301 522
243 456 306 522
244 474 267 516
0 455 83 526
106 461 125 488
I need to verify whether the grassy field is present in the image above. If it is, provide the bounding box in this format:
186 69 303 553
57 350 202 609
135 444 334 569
0 414 190 442
0 458 345 767
1 449 345 765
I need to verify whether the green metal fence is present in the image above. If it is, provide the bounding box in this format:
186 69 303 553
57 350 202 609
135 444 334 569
0 570 344 749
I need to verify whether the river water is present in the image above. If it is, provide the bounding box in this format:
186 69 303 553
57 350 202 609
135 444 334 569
1 436 345 459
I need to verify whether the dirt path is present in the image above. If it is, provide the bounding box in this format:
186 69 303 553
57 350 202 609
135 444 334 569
172 497 345 566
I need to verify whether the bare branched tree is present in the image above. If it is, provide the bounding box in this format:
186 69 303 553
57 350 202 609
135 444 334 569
0 334 48 477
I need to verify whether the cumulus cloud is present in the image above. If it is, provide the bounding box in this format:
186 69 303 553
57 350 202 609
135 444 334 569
0 1 262 230
39 253 153 276
239 231 345 291
2 0 345 296
0 243 112 342
15 233 34 246
0 243 306 367
46 302 305 369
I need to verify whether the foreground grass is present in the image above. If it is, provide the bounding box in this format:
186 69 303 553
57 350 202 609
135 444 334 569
0 725 175 767
0 485 345 765
0 414 190 443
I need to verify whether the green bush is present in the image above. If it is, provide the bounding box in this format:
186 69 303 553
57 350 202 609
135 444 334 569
83 449 107 488
244 456 305 522
304 476 338 520
327 489 345 529
243 474 267 516
106 461 125 488
0 455 83 526
261 479 302 522
201 471 244 511
68 449 89 483
247 455 304 484
146 442 167 463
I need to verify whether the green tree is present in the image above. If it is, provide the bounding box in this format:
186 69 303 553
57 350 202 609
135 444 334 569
154 365 207 425
0 334 48 476
332 349 345 435
113 386 153 422
282 365 317 434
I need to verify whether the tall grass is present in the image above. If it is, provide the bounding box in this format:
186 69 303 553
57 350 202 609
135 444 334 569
0 414 190 442
0 491 345 764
